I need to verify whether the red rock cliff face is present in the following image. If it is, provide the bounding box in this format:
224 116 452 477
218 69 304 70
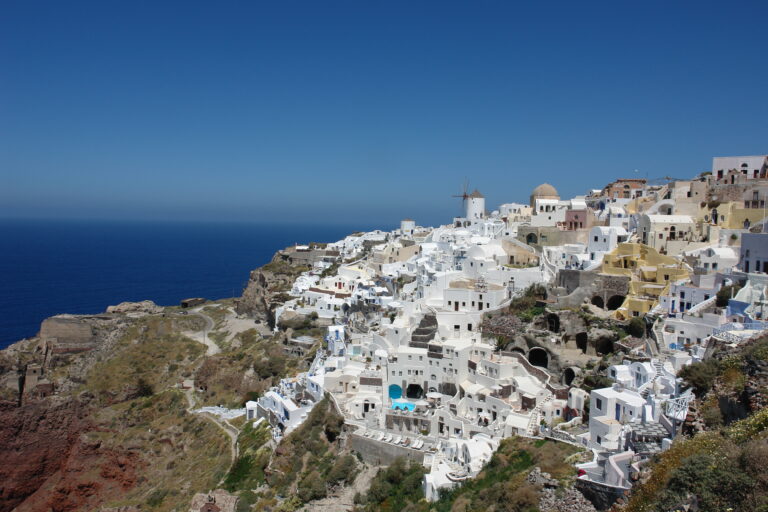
0 398 139 512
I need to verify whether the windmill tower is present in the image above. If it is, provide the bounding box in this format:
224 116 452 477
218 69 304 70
466 189 485 221
452 181 485 221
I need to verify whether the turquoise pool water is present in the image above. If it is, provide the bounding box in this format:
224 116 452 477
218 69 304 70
392 401 415 411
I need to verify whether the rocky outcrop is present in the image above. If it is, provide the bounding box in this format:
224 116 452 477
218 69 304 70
529 467 596 512
106 300 162 315
234 269 275 323
234 254 306 326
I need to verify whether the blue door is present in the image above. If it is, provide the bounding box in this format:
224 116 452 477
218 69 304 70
615 403 621 421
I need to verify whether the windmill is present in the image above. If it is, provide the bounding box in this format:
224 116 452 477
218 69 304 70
452 179 470 217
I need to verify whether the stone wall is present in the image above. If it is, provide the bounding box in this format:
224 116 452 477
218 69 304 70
348 433 425 466
555 271 629 309
575 478 630 511
40 316 100 353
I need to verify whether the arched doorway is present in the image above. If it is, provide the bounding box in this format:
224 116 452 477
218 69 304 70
546 313 560 333
528 347 549 368
510 346 526 356
575 332 588 354
406 384 424 399
606 295 625 310
526 233 538 245
591 296 604 309
388 384 402 400
562 367 577 386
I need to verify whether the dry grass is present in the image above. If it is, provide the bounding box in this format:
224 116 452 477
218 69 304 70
94 390 231 511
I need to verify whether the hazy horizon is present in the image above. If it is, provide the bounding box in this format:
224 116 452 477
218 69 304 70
3 1 767 227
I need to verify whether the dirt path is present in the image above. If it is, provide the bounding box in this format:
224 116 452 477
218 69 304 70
183 308 220 355
183 389 239 475
298 464 380 512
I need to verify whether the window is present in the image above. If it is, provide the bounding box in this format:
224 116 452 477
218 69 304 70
595 398 603 411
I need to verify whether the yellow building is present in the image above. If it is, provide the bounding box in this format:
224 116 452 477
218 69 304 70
601 243 690 321
696 200 767 230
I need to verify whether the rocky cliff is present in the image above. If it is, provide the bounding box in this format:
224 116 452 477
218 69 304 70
0 302 234 512
234 253 309 326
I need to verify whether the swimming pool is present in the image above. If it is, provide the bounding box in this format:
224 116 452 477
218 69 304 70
392 401 415 411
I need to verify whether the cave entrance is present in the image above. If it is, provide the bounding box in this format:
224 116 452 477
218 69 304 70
406 384 424 399
596 338 615 355
591 296 604 309
563 367 577 386
526 233 538 245
606 295 626 311
576 332 588 354
528 347 549 369
546 313 560 333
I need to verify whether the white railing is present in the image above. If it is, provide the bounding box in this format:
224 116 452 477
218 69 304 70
713 321 768 343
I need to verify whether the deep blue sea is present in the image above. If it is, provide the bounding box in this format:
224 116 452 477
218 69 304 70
0 219 384 349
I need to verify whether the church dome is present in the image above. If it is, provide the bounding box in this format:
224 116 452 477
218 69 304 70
530 183 560 207
531 183 558 198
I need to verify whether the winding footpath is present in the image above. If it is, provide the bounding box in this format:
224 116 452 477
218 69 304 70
183 388 240 481
184 307 220 356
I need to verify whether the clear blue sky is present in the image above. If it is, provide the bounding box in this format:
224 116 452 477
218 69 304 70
2 1 767 227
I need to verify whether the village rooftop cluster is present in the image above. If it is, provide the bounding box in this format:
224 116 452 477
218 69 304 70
245 155 768 504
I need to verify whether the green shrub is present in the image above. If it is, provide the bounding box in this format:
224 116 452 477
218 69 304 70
627 316 645 338
326 454 358 486
297 470 327 502
717 284 743 307
678 359 720 396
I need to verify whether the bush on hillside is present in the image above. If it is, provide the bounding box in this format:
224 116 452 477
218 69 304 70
627 316 645 338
